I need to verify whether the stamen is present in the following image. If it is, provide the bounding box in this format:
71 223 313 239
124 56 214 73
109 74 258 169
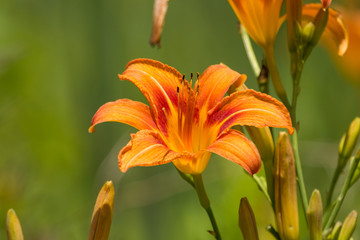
190 72 193 87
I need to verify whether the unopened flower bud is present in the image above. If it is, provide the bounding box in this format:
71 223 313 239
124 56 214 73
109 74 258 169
149 0 169 47
274 132 299 240
6 209 24 240
246 126 275 201
303 6 329 60
307 189 323 240
238 197 259 240
338 210 357 240
326 222 342 239
302 22 315 43
321 0 332 9
88 181 115 240
339 117 360 162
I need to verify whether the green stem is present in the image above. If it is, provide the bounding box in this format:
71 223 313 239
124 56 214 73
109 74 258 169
291 129 308 216
264 46 291 110
323 156 359 231
325 164 342 209
239 24 261 76
192 174 222 240
175 168 195 188
290 57 304 128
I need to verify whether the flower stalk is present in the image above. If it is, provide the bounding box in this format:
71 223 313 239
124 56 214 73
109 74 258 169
324 150 360 231
192 174 222 240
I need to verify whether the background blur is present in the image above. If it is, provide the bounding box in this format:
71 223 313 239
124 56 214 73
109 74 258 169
1 0 359 239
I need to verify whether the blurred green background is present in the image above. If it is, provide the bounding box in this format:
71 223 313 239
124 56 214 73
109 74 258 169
1 0 359 239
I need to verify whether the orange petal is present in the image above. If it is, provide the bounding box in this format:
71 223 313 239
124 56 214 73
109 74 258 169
207 89 294 135
207 129 261 175
228 0 266 47
302 4 348 55
118 59 183 133
198 63 247 111
89 99 157 133
118 130 180 172
150 0 169 47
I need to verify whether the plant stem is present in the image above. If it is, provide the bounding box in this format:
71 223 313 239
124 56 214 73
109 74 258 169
325 164 342 209
290 57 304 128
192 174 222 240
264 46 291 110
291 129 308 216
323 156 359 231
239 24 261 76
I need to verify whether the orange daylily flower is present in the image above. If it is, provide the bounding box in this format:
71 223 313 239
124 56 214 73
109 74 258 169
89 59 293 175
227 0 284 48
323 8 360 84
301 3 348 56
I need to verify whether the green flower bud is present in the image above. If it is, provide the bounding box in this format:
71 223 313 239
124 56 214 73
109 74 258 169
303 7 329 60
88 181 115 240
238 197 259 240
307 189 323 240
6 209 24 240
326 222 342 239
302 22 316 43
339 117 360 162
338 210 357 240
274 132 299 240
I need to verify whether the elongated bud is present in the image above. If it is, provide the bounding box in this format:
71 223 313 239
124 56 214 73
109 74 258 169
6 209 24 240
286 0 303 52
326 222 342 239
339 117 360 163
274 132 299 240
246 126 275 201
246 126 274 161
238 197 259 240
149 0 169 47
307 190 323 240
88 181 115 240
338 210 357 240
286 0 303 76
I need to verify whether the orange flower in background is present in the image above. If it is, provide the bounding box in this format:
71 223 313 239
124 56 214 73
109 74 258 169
89 59 293 175
323 9 360 85
227 0 284 48
301 3 348 56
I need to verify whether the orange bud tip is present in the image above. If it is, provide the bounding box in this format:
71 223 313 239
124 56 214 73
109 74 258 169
88 126 95 133
321 0 331 9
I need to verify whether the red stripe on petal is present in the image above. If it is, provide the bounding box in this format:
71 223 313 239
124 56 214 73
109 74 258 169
89 99 157 133
207 129 261 175
118 59 183 134
207 89 294 135
118 130 180 172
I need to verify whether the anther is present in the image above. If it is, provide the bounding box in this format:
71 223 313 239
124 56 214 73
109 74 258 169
177 86 179 94
197 72 199 80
